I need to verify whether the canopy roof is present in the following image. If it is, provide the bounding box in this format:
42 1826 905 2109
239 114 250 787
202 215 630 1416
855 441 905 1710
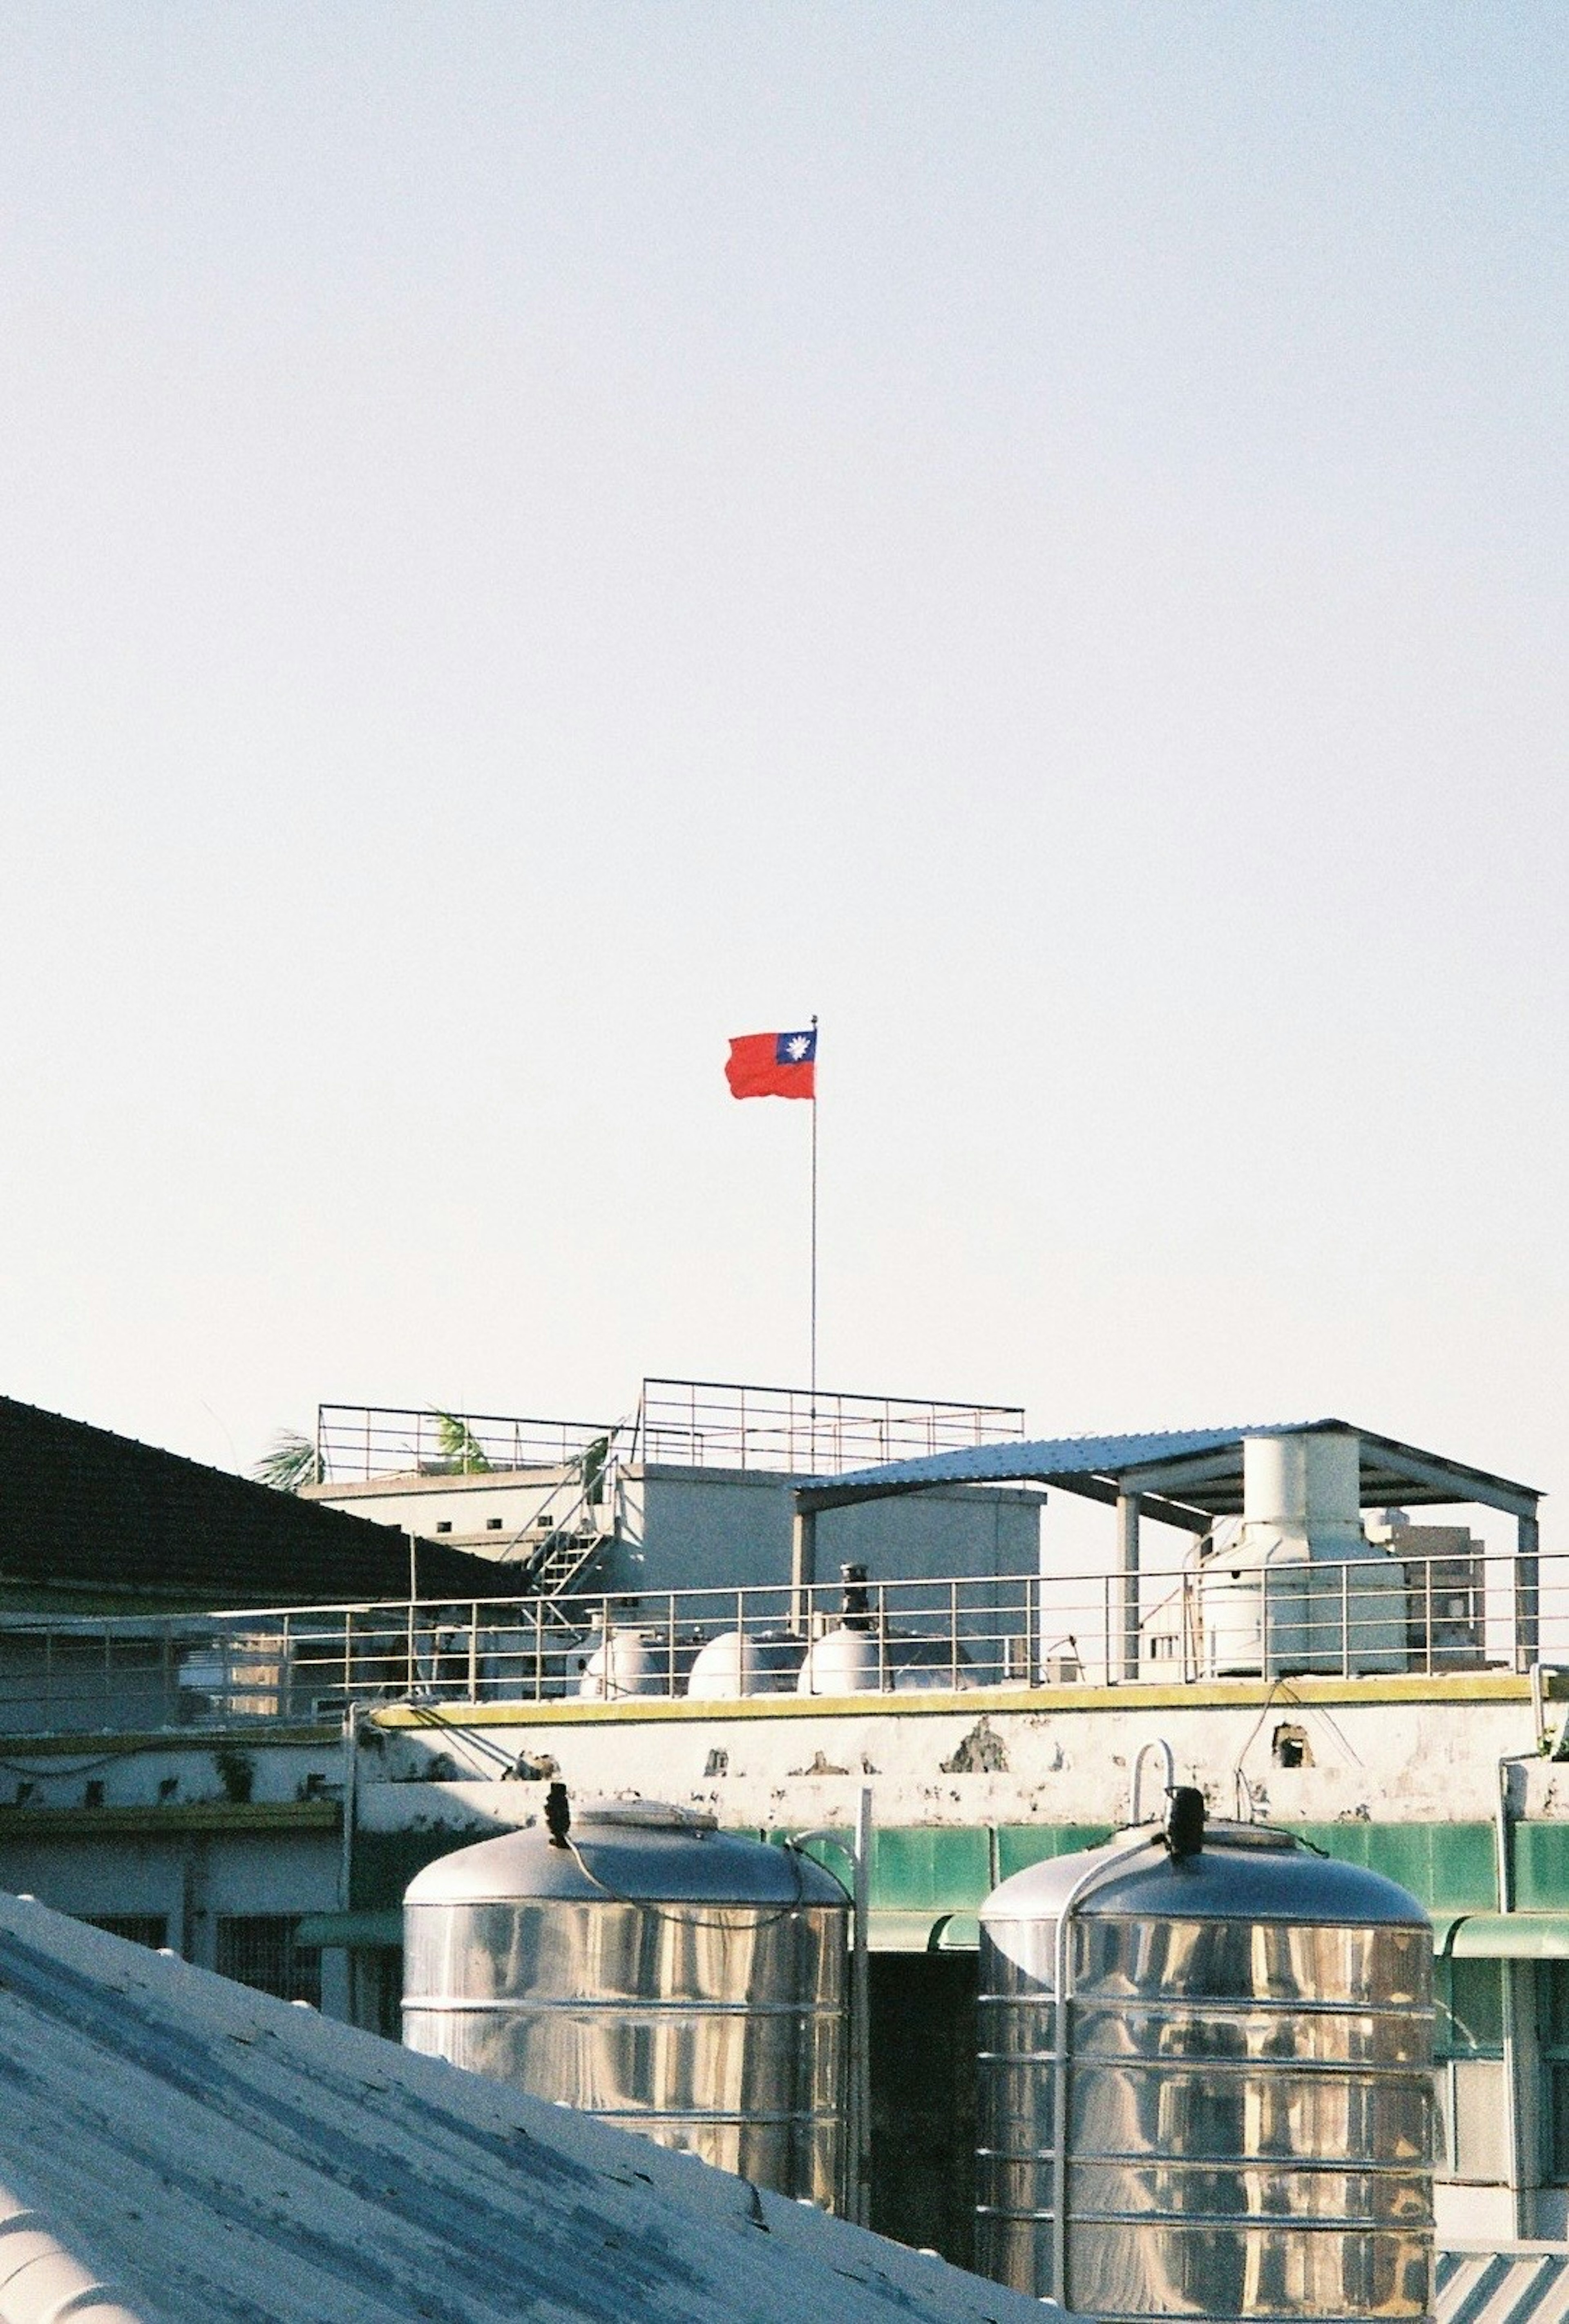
800 1419 1540 1530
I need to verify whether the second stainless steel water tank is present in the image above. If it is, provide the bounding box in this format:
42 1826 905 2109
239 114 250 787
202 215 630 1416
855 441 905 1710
976 1802 1434 2321
402 1799 849 2206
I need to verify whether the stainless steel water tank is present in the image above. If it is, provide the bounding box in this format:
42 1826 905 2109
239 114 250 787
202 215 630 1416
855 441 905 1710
976 1805 1434 2320
402 1799 849 2206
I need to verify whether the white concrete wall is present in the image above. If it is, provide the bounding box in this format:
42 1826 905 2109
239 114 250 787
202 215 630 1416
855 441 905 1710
360 1685 1540 1831
624 1467 1044 1599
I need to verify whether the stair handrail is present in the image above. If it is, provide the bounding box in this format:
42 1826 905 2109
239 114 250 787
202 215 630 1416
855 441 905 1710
498 1415 636 1597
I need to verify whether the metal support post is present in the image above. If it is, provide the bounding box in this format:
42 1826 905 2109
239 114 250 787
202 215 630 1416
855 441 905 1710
1517 1509 1541 1671
1115 1493 1142 1683
791 1502 817 1636
851 1786 872 2227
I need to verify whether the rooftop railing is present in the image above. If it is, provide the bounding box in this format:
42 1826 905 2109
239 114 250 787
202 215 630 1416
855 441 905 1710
631 1377 1026 1475
316 1406 612 1485
0 1543 1552 1739
315 1379 1026 1486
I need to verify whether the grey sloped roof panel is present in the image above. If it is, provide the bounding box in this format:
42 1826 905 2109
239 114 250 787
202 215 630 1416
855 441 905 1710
0 1895 1063 2324
810 1419 1540 1517
814 1424 1310 1494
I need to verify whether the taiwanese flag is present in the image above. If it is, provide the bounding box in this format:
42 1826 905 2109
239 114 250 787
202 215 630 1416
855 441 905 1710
725 1027 816 1100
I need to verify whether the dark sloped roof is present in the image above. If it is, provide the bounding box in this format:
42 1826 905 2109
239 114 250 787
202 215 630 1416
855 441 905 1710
0 1394 517 1606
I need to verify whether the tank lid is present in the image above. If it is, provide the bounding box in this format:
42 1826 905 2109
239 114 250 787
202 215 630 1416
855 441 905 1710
980 1821 1431 1929
576 1802 718 1832
403 1803 849 1909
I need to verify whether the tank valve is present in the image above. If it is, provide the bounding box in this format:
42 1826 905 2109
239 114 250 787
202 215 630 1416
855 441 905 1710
544 1780 572 1850
1164 1785 1206 1859
840 1562 871 1631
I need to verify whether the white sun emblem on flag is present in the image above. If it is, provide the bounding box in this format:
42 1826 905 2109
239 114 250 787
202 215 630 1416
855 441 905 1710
784 1033 811 1061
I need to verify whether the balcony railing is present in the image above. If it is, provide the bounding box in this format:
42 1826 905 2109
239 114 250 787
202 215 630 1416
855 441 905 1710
0 1545 1551 1738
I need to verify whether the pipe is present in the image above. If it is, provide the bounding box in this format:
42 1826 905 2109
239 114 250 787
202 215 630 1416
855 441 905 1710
0 2187 146 2324
852 1786 872 2228
1128 1739 1174 1825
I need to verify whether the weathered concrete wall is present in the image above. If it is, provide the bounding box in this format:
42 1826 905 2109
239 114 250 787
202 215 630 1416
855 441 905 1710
0 1676 1545 1838
361 1676 1544 1832
313 1463 1044 1599
0 1825 340 1967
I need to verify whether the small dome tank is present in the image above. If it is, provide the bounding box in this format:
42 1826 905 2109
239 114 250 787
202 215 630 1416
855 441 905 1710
797 1626 973 1695
686 1630 803 1698
976 1794 1433 2320
402 1796 849 2207
576 1627 664 1700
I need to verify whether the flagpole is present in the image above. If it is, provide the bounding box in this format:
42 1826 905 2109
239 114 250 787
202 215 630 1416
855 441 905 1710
809 1013 819 1445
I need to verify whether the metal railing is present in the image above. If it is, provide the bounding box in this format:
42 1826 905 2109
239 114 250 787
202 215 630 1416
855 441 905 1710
0 1544 1554 1738
316 1380 1025 1488
633 1378 1025 1475
316 1405 613 1484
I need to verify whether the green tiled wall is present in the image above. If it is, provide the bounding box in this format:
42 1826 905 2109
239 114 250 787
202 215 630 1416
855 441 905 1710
355 1818 1512 1919
1513 1822 1569 1912
1289 1822 1496 1913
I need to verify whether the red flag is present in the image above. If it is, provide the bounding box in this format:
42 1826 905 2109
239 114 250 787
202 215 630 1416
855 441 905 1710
725 1027 816 1100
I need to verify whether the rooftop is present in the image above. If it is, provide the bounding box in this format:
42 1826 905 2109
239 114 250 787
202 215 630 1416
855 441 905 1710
316 1377 1026 1486
0 1894 1059 2324
801 1418 1542 1524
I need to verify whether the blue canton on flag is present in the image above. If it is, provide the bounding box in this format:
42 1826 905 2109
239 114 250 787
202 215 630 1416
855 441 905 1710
776 1029 816 1066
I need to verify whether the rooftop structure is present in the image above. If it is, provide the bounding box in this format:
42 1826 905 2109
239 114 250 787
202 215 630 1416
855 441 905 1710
799 1416 1542 1521
306 1377 1041 1611
316 1378 1027 1487
0 1396 1559 2263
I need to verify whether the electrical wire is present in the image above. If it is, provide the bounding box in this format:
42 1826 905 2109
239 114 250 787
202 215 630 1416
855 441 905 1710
560 1824 819 1933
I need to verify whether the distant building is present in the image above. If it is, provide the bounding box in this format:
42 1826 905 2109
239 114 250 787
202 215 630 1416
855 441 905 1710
306 1375 1046 1604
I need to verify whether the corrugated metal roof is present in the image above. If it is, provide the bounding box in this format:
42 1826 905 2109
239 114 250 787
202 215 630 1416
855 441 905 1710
816 1424 1283 1494
805 1419 1540 1519
1437 2247 1569 2324
0 1394 512 1607
0 1894 1063 2324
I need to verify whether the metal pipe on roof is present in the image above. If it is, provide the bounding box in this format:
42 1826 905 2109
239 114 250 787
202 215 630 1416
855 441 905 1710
0 2188 146 2324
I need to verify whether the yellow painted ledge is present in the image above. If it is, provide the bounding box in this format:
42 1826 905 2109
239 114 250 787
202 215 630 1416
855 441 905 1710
369 1668 1537 1729
0 1800 340 1839
0 1725 340 1760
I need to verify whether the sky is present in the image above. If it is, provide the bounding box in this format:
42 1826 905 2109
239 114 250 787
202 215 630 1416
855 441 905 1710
0 4 1565 1555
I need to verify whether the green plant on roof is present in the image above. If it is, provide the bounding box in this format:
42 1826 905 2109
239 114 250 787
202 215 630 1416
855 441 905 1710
582 1433 611 1503
431 1411 492 1473
253 1429 319 1494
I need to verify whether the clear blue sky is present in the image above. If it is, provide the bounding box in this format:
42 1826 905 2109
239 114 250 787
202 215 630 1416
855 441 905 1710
0 5 1564 1536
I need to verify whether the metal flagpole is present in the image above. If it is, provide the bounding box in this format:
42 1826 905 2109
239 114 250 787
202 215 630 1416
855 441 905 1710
809 1014 818 1441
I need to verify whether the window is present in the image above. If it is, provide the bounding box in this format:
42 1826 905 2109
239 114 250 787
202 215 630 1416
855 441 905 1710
215 1915 322 2008
1433 1957 1506 2183
80 1914 167 1950
1539 1962 1569 2182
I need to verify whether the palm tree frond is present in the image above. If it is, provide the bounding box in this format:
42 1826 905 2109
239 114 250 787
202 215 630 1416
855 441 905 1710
430 1411 492 1473
253 1429 320 1494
